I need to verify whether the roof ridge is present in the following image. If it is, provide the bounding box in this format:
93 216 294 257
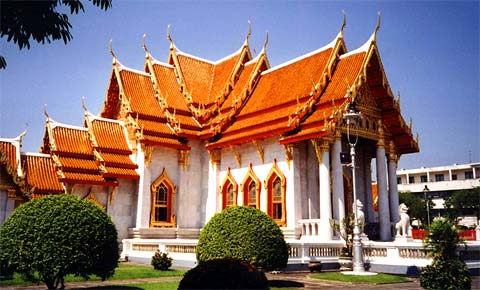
118 62 152 77
22 152 51 157
49 119 88 131
151 57 175 68
339 35 372 59
86 112 126 126
262 38 337 75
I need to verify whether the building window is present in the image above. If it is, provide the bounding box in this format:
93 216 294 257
452 174 457 180
242 164 260 209
247 182 258 208
465 171 473 179
397 177 402 184
221 168 238 209
150 169 176 227
408 176 415 184
266 160 286 226
420 175 427 183
435 174 444 182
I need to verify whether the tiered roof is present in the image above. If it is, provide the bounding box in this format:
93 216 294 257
98 19 418 156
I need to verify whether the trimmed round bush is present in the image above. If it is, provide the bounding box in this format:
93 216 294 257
0 194 119 289
178 258 269 290
151 250 172 271
196 206 289 271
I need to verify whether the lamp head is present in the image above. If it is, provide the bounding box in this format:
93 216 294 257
343 99 362 125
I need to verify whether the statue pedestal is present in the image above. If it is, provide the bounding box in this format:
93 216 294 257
394 235 414 243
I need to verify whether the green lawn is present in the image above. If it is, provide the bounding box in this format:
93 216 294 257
0 262 185 286
310 272 410 284
1 262 410 289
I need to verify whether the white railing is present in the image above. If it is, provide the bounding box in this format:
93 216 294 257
121 235 480 273
298 219 322 237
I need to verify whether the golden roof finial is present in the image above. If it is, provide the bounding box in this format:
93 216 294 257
142 33 150 54
262 31 269 51
109 39 118 66
81 96 88 113
167 24 174 46
372 11 381 41
43 104 50 120
16 124 27 142
341 10 347 32
246 20 252 41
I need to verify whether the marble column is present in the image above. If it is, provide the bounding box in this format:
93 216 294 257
376 138 391 241
331 134 345 231
206 149 221 224
388 142 400 225
363 150 375 223
319 141 333 240
135 143 151 228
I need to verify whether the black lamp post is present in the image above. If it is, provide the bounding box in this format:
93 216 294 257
343 99 364 273
423 185 431 227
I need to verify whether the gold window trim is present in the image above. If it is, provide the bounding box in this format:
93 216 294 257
220 167 238 209
150 168 176 228
265 159 286 226
241 163 261 209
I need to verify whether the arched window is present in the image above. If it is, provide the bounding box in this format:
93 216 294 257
266 160 286 226
150 169 176 227
220 168 238 209
242 164 261 209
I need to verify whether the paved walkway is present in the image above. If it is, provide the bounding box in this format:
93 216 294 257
2 272 479 290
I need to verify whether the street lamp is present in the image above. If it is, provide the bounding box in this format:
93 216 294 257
343 98 364 273
423 185 431 227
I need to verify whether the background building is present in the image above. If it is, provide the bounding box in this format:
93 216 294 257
397 163 480 226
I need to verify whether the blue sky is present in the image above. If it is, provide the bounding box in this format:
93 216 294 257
0 1 478 170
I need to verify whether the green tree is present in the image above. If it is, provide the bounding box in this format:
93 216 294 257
0 0 112 69
419 219 471 290
0 194 119 289
196 206 289 271
444 187 480 223
399 191 432 227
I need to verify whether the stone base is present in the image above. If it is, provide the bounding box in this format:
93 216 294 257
177 228 201 239
342 270 378 276
128 228 177 239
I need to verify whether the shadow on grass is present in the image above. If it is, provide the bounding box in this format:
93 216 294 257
73 286 143 290
269 279 304 288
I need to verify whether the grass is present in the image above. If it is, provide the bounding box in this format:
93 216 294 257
1 262 411 289
0 262 185 287
311 272 410 284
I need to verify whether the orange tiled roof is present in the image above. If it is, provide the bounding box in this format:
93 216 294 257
100 152 136 167
240 48 333 116
0 140 18 175
280 52 366 143
43 121 125 186
22 153 64 194
119 69 162 119
151 62 190 112
206 47 334 148
90 118 131 154
85 114 139 180
174 50 241 105
103 166 138 179
51 126 92 156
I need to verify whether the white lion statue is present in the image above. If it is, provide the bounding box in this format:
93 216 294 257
395 203 411 237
